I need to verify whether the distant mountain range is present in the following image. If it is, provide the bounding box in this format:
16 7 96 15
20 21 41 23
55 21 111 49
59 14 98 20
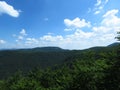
0 42 119 79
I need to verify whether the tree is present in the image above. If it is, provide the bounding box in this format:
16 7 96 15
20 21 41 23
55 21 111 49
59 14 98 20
104 32 120 90
116 32 120 41
115 31 120 59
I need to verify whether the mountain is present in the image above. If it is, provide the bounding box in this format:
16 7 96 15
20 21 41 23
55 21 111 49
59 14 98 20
0 47 72 79
0 47 66 52
0 43 119 79
31 47 67 52
107 42 120 47
0 43 119 89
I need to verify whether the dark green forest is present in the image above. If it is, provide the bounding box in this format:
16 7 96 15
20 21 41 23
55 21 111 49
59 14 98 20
0 34 120 90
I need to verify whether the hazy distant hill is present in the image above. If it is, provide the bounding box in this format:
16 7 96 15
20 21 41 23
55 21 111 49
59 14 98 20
107 42 120 47
12 47 67 52
32 47 66 52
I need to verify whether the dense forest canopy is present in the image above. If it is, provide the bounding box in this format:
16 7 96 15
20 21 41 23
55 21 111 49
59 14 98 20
0 41 120 90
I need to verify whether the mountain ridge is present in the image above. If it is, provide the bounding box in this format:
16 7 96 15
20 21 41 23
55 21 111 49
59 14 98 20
0 42 119 52
0 42 119 79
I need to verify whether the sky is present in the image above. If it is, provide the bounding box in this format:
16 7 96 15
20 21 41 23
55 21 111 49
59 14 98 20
0 0 120 49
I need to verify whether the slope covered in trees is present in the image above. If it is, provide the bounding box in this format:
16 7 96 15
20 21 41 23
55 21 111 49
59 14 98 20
0 42 120 90
0 43 118 78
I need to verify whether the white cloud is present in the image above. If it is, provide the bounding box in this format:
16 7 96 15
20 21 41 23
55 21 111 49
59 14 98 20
0 39 6 44
94 0 109 15
20 29 27 36
91 9 120 47
18 36 24 40
66 29 94 39
95 0 108 6
40 35 63 42
103 9 118 18
99 33 115 41
102 9 120 28
23 35 64 48
93 26 111 33
25 38 39 45
64 28 73 31
0 1 20 17
13 29 27 43
94 10 101 14
93 9 120 33
61 9 119 49
64 17 91 29
105 0 109 4
95 0 102 6
32 29 95 49
10 9 120 49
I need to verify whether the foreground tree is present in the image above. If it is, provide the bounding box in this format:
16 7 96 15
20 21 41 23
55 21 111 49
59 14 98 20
116 32 120 40
116 32 120 59
104 32 120 90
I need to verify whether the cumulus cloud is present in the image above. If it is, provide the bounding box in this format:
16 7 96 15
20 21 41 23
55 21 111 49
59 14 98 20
99 33 115 41
64 17 91 30
0 1 20 17
0 39 6 44
103 9 118 18
24 35 64 48
66 29 94 39
11 9 120 49
13 29 27 42
61 9 120 49
40 35 63 42
25 38 39 45
102 9 120 28
91 9 120 47
33 29 95 49
93 9 120 33
93 26 111 33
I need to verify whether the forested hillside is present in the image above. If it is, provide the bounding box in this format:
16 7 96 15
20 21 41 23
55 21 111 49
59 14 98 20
0 47 71 79
0 42 120 90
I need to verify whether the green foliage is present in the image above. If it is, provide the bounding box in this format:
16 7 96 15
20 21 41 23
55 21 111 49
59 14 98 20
116 32 120 41
103 32 120 90
0 49 72 79
0 44 120 90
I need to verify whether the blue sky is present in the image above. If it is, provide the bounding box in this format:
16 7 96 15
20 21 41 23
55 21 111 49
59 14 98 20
0 0 120 49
